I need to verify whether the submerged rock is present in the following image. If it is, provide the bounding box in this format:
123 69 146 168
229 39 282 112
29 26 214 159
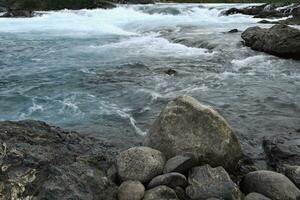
241 25 300 60
144 95 242 172
186 165 241 200
147 172 188 189
165 68 177 76
241 170 300 200
0 120 119 199
143 185 178 200
228 29 239 33
118 180 145 200
117 146 165 183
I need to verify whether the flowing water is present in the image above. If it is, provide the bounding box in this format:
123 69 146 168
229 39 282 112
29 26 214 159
0 4 300 159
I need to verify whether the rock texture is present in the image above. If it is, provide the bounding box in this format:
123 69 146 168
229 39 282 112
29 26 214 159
143 185 178 200
283 165 300 189
144 95 242 172
147 172 188 189
0 120 118 199
245 193 271 200
242 25 300 60
163 154 197 174
263 134 300 169
241 170 300 200
117 146 165 183
118 180 145 200
186 165 241 200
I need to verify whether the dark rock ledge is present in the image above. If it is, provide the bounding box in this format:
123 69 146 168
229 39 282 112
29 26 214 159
2 95 300 199
223 3 300 25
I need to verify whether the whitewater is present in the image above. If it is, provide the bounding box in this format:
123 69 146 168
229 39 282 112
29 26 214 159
0 4 299 158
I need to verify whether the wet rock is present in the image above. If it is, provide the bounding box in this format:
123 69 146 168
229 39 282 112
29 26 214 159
242 25 300 60
0 120 119 199
174 186 191 200
241 170 300 200
293 7 300 18
144 95 242 172
0 9 33 17
263 134 300 169
143 185 178 200
228 29 239 33
283 165 300 189
117 146 165 183
244 193 271 200
186 165 242 200
165 68 177 76
163 154 198 174
147 172 188 189
118 180 145 200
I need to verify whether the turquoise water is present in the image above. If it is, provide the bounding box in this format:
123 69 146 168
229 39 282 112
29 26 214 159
0 4 300 154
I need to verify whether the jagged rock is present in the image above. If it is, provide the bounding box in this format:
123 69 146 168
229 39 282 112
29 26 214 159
245 193 271 200
263 134 300 169
241 170 300 200
117 146 165 183
165 68 177 76
163 154 198 174
147 172 188 189
283 165 300 189
242 25 300 60
0 120 118 199
143 185 178 200
186 165 242 200
118 180 145 200
144 95 242 172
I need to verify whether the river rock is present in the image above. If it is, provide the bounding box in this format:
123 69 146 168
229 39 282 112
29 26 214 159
143 185 178 200
283 165 300 189
117 146 165 183
174 187 191 200
242 24 300 60
0 120 118 199
245 193 271 200
263 134 300 169
241 170 300 200
144 95 242 172
147 172 188 189
118 180 145 200
186 165 242 200
163 154 198 174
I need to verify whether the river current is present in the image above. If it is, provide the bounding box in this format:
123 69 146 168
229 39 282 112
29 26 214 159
0 4 299 159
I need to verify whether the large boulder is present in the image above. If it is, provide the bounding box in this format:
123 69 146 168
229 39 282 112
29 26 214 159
117 146 165 183
186 165 242 200
283 165 300 189
241 170 300 200
241 24 300 60
147 172 188 189
118 181 145 200
144 95 242 172
0 120 118 199
143 186 178 200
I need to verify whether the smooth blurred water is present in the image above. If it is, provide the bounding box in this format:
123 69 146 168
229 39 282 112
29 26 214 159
0 4 299 157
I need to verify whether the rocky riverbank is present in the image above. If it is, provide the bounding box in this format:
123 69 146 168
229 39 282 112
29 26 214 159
1 95 300 199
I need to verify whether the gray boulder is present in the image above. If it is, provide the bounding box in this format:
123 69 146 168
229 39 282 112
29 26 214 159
117 146 165 183
186 165 241 200
174 187 191 200
0 120 118 200
241 170 300 200
118 181 145 200
245 193 271 200
163 154 198 174
284 165 300 189
144 95 242 172
241 24 300 60
148 172 188 189
143 186 178 200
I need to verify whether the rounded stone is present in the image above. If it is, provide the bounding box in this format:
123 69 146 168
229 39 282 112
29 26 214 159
147 172 188 189
117 146 165 183
143 185 178 200
118 180 145 200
